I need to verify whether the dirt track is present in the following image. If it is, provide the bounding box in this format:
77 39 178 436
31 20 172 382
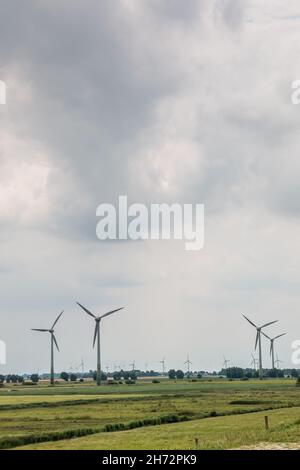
236 442 300 450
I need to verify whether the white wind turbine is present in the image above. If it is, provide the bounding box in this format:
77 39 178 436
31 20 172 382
242 315 277 380
184 354 192 377
262 332 286 369
31 311 64 386
76 302 124 385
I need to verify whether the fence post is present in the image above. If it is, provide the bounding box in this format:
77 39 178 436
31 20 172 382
264 415 269 430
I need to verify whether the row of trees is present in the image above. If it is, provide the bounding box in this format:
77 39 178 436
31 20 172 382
0 374 39 384
2 368 299 384
60 372 81 382
167 369 201 380
60 370 138 382
1 370 144 384
111 371 137 381
222 367 300 379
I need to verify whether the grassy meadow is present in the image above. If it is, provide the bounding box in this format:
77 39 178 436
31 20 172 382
0 378 299 450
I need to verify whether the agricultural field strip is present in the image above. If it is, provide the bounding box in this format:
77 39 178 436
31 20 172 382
1 381 299 449
1 396 300 449
1 386 299 412
0 394 153 410
14 406 300 450
0 379 296 397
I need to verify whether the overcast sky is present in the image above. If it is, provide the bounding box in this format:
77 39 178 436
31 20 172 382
1 0 300 374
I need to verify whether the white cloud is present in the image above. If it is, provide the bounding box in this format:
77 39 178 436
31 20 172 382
0 130 51 225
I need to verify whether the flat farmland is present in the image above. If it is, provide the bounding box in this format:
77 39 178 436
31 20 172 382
0 378 299 450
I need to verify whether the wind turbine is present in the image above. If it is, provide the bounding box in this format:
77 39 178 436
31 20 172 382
75 357 84 375
80 357 84 375
242 315 277 380
184 354 192 377
262 332 286 369
250 353 258 370
275 354 283 369
31 311 64 386
76 302 124 386
223 355 230 369
159 358 166 376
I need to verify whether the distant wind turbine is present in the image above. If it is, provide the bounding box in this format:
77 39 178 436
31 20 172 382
76 302 124 385
275 354 283 369
75 357 84 375
184 354 192 377
242 315 277 380
159 358 166 376
262 332 286 369
80 357 84 375
31 311 64 386
250 353 258 370
223 355 230 369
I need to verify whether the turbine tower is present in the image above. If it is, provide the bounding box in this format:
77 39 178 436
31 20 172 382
76 302 124 386
80 357 84 375
31 311 64 386
184 354 192 377
242 315 277 380
262 332 286 369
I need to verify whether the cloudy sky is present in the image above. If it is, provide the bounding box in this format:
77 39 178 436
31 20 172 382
1 0 300 374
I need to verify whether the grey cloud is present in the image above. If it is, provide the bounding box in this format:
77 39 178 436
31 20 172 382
0 0 300 372
213 0 248 30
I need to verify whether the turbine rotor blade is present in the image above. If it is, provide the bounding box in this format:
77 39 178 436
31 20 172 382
31 329 49 332
93 323 99 347
76 302 96 319
52 310 64 329
255 331 259 350
261 331 271 340
274 333 286 340
100 307 124 320
53 334 59 351
261 320 278 329
242 314 257 328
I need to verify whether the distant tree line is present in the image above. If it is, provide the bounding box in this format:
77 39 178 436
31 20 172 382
0 374 39 384
168 369 185 380
220 367 299 379
1 367 299 385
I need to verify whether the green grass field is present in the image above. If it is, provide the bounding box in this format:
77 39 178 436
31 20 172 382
0 378 299 450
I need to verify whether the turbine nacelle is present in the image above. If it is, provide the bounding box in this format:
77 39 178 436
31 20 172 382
261 331 286 357
31 311 64 352
76 302 124 322
242 315 278 350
